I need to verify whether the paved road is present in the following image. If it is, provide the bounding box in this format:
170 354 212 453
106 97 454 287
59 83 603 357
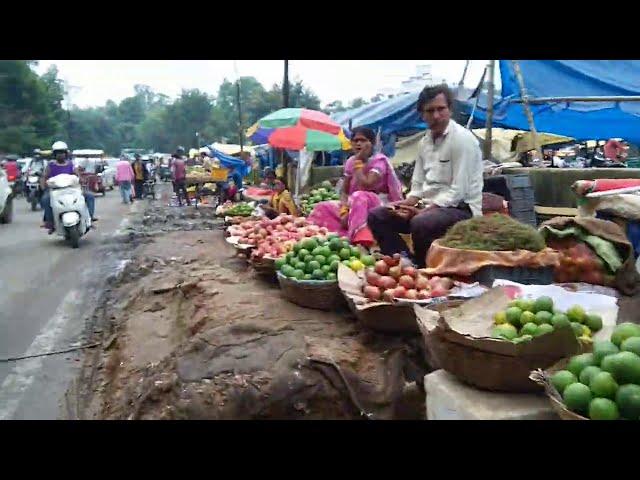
0 188 144 419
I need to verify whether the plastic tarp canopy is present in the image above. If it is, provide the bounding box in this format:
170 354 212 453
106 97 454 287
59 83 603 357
467 60 640 144
332 92 427 136
208 147 251 178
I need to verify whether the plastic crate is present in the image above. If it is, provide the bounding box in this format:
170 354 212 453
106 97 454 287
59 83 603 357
509 188 535 202
627 158 640 169
471 265 554 286
505 174 531 189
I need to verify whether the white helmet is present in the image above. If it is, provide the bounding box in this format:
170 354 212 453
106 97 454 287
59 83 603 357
51 141 69 152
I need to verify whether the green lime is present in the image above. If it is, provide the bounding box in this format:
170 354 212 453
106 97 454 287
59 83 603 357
329 238 342 251
567 305 586 324
322 265 332 274
329 260 340 272
534 323 554 337
593 340 620 366
339 248 351 260
361 255 375 267
579 366 602 386
319 246 332 258
304 255 314 263
326 272 337 281
492 324 518 341
505 307 522 328
275 258 286 270
589 371 618 400
297 249 310 260
585 313 603 332
533 296 554 313
534 311 553 326
349 247 361 258
571 322 585 337
520 311 536 326
567 353 596 378
551 370 578 395
302 238 318 251
520 322 538 337
308 260 321 272
292 269 305 280
615 384 640 420
312 269 326 280
621 337 640 357
563 382 592 415
551 313 571 329
611 323 640 347
293 243 301 254
303 274 313 280
328 254 341 264
314 255 327 266
589 398 619 420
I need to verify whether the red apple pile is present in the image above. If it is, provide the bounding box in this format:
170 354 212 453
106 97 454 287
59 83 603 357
228 214 332 259
363 254 454 302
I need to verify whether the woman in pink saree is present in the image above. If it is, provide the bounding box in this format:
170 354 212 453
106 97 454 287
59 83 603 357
309 127 403 246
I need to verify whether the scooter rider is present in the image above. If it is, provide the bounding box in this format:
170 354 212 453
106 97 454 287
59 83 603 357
40 141 97 234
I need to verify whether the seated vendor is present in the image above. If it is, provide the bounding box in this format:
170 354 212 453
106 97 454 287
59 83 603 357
308 126 403 247
262 178 298 219
259 167 278 190
367 84 483 267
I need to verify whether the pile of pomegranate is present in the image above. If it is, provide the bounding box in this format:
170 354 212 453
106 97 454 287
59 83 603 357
227 214 331 259
362 254 454 302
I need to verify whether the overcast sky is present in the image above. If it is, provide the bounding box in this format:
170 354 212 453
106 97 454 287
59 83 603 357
34 60 491 109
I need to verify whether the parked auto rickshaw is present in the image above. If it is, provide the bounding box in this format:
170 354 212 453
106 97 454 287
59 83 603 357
72 149 107 195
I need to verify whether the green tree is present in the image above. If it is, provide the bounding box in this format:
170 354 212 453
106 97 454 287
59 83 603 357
0 60 65 154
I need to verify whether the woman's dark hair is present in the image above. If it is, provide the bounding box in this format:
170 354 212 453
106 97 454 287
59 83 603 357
416 84 454 114
350 126 376 144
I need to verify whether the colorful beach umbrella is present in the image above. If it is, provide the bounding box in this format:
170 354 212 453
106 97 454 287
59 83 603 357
246 119 351 151
244 108 349 152
258 108 341 134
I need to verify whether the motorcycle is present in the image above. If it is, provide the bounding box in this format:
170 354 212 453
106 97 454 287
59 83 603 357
25 171 43 211
143 179 156 200
47 174 92 248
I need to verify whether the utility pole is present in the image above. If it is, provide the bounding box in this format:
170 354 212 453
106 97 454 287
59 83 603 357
483 60 495 161
283 60 290 108
458 60 470 97
511 60 543 162
234 61 244 152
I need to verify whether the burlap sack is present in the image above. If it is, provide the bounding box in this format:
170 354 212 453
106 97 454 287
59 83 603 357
541 216 640 296
425 240 559 277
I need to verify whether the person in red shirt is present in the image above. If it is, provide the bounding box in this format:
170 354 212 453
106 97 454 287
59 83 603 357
171 152 190 206
603 138 629 163
3 159 20 183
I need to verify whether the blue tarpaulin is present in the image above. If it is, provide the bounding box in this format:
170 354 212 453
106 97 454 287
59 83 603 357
208 147 251 178
332 92 426 136
467 61 640 144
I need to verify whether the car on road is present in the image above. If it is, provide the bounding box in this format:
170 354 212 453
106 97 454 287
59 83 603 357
0 168 14 224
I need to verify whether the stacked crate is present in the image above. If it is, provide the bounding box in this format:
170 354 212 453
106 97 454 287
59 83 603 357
505 174 537 226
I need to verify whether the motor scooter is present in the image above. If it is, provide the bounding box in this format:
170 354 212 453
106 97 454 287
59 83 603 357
25 171 43 211
47 174 92 248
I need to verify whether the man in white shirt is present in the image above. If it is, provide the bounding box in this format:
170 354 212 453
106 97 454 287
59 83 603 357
368 84 483 267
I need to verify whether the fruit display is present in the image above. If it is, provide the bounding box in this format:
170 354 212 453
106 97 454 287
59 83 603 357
549 322 640 420
442 215 546 252
227 214 331 258
299 183 340 215
546 236 617 286
223 202 254 217
276 235 371 281
360 254 454 302
492 296 603 344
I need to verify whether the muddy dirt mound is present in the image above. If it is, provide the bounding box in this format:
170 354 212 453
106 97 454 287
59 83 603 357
79 225 430 420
